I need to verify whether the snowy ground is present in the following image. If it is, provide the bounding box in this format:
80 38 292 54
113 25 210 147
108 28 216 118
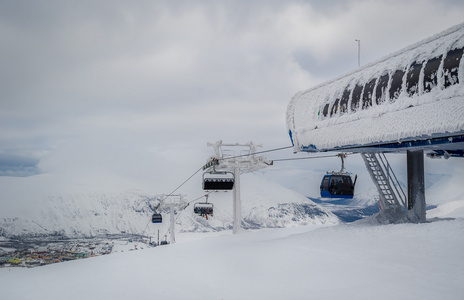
0 155 463 299
0 216 463 300
1 193 464 300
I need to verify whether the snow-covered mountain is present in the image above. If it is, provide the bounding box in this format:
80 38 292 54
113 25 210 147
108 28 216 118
1 159 463 300
0 172 338 239
1 151 462 241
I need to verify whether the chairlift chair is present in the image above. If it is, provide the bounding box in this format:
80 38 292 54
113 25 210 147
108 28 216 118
194 202 214 216
202 171 235 191
194 194 214 219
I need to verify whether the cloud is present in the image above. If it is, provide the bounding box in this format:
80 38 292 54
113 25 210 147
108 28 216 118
1 0 463 182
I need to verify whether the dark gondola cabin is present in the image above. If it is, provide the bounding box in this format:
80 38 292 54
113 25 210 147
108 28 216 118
320 174 355 198
152 213 162 223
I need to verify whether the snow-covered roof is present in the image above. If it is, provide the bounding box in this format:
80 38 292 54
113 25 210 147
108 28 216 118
287 22 464 153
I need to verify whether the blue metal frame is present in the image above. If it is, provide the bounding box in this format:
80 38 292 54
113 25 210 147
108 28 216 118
297 132 464 154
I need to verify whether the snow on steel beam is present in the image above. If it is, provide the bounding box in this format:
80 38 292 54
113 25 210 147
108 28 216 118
287 22 464 153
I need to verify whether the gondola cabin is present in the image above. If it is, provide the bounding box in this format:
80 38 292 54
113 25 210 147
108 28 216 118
320 174 355 198
202 171 234 191
152 213 162 223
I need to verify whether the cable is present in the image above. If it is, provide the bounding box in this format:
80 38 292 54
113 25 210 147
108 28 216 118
148 168 210 237
158 145 348 212
141 144 351 240
148 191 215 239
270 152 356 163
218 145 293 161
156 145 295 209
142 191 209 238
272 154 338 162
156 165 204 207
187 191 215 205
141 219 152 238
142 163 215 238
161 192 214 240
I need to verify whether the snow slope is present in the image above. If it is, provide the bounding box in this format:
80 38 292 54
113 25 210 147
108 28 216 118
1 217 463 300
0 160 463 299
0 150 463 299
0 172 338 238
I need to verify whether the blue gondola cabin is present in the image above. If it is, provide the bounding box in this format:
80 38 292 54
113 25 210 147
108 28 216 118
320 174 354 198
152 213 162 223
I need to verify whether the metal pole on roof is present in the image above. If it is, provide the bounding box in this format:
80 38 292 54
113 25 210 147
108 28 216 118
355 39 361 67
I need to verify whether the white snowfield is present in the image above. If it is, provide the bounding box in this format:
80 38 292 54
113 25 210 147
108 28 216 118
0 165 463 300
287 22 464 152
0 217 463 300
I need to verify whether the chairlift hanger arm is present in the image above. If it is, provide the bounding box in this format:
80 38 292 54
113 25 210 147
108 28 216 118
203 158 220 171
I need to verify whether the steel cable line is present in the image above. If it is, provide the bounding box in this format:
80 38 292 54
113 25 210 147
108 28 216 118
156 144 297 210
155 166 205 208
142 189 211 237
160 145 350 211
216 145 293 162
216 145 354 164
161 192 214 240
271 153 340 162
142 165 214 238
141 144 351 240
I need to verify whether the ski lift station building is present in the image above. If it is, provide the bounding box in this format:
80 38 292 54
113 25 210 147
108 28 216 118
286 22 464 222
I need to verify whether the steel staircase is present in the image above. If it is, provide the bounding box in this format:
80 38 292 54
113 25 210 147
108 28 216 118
361 153 407 210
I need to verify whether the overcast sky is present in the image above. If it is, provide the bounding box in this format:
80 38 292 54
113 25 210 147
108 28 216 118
1 0 463 188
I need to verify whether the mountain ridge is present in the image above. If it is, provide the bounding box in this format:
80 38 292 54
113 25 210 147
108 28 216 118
0 173 338 239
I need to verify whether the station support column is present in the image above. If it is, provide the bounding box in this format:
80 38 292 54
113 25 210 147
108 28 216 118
407 150 426 222
170 204 176 244
233 167 241 234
